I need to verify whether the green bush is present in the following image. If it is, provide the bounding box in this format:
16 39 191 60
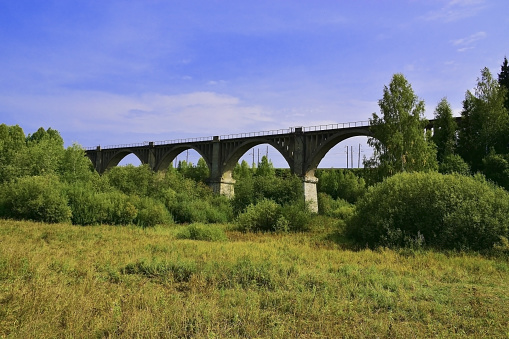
316 169 367 203
281 201 311 232
482 152 509 190
0 175 71 223
317 193 354 219
96 191 138 225
236 199 286 232
67 182 103 225
105 164 155 196
176 223 227 242
346 172 509 251
439 154 471 176
132 196 172 227
236 198 311 233
232 174 303 215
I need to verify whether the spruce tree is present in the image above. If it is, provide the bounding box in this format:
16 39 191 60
498 56 509 112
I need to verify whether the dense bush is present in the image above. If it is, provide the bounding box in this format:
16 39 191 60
132 196 173 227
438 154 471 176
0 175 71 223
236 199 285 232
236 199 310 232
280 201 311 232
316 169 367 204
67 182 104 225
482 152 509 190
106 164 155 197
347 172 509 251
317 193 354 220
232 174 303 215
176 223 228 241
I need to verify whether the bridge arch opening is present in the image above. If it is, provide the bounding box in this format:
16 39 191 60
237 144 290 170
105 151 144 172
156 146 211 174
118 153 143 167
172 148 210 182
317 136 374 169
222 141 292 183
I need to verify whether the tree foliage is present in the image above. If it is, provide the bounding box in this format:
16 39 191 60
364 73 437 181
457 67 509 172
498 56 509 112
316 169 366 204
432 98 457 163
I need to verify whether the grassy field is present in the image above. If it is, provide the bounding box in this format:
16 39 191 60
1 218 508 338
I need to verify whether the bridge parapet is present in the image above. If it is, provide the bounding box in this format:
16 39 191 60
301 120 370 132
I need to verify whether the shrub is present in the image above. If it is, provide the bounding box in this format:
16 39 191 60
169 198 209 224
67 182 103 225
133 196 172 227
232 174 303 215
236 199 285 232
482 152 509 190
346 172 509 251
96 191 138 225
439 154 471 176
0 175 71 223
317 193 354 219
105 164 155 197
236 198 311 233
316 169 367 203
176 223 227 242
281 201 311 232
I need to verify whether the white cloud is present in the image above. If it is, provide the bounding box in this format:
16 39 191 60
423 0 485 22
0 90 276 141
451 31 487 51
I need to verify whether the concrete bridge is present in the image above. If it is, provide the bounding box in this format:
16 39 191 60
85 121 373 212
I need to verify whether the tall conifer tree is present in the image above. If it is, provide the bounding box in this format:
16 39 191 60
498 56 509 112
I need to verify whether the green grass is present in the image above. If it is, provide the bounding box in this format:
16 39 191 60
1 219 508 338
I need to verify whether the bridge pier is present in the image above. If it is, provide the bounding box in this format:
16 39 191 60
209 178 236 198
302 176 318 213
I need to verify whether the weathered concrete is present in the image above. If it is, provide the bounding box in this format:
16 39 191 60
302 175 319 213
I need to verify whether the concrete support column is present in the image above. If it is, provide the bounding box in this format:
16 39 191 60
208 136 236 197
147 142 156 171
302 175 318 213
209 177 236 198
292 127 318 212
94 146 103 174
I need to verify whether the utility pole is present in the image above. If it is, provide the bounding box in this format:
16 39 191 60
346 146 349 169
351 146 354 169
358 144 361 168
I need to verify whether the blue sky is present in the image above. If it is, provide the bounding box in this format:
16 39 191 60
1 0 507 168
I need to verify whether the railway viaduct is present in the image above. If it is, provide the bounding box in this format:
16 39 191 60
85 121 373 212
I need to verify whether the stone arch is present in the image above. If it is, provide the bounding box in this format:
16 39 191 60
305 128 372 178
104 150 145 172
155 145 211 172
221 138 293 181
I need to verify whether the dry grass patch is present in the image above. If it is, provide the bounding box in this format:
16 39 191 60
1 219 508 338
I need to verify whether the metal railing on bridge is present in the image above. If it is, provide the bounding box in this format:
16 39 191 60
300 120 370 132
85 120 372 150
